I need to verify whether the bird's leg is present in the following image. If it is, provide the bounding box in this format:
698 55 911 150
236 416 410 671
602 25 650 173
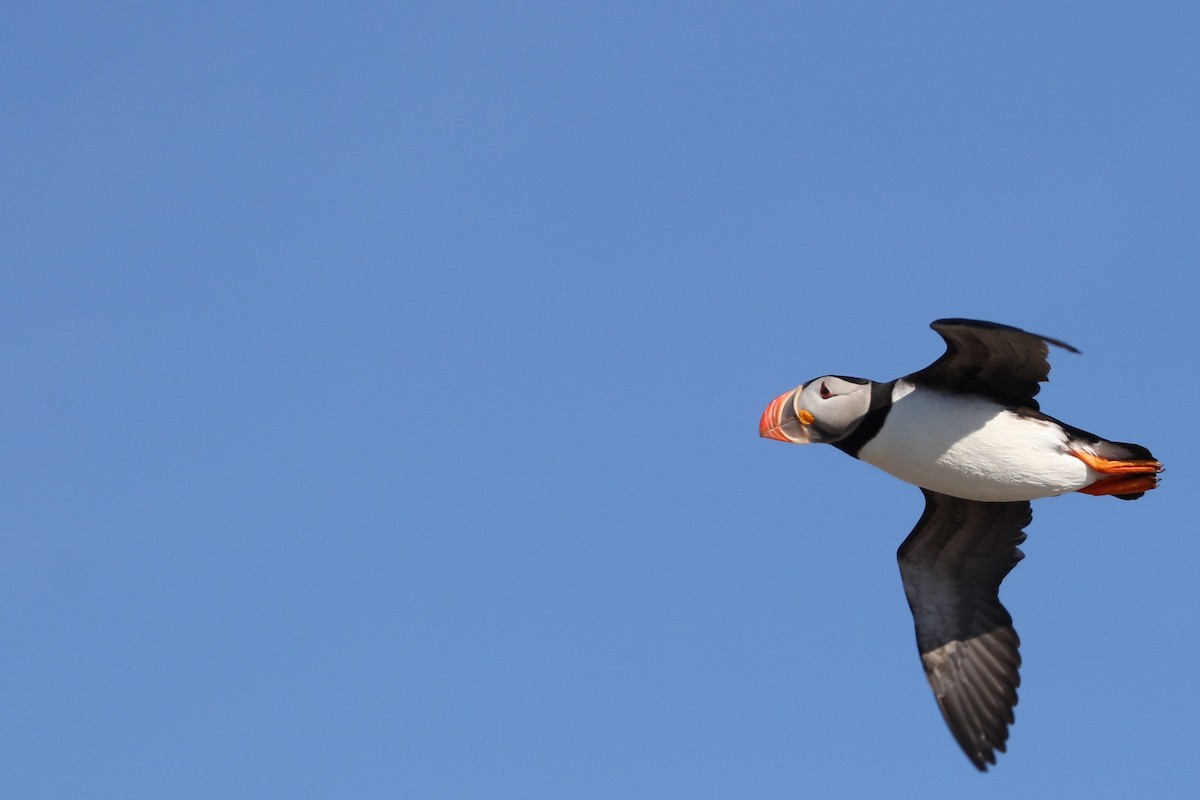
1069 449 1163 475
1070 449 1163 497
1076 474 1160 497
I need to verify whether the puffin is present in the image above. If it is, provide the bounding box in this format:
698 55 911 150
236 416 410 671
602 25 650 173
758 318 1162 771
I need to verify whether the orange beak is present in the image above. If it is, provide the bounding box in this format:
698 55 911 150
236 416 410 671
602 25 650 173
759 386 812 444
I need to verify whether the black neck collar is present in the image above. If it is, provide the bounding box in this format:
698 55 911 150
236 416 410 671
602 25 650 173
832 380 895 459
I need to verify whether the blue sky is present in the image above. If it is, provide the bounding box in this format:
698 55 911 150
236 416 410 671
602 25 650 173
3 2 1199 797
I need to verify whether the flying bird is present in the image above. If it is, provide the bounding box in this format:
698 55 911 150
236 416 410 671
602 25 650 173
758 318 1162 770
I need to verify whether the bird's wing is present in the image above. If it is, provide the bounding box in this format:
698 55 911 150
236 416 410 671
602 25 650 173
896 489 1028 771
903 318 1079 410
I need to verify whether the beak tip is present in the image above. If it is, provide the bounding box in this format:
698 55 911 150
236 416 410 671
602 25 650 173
759 389 795 442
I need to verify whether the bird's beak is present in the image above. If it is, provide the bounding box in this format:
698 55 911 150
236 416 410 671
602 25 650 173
759 386 813 444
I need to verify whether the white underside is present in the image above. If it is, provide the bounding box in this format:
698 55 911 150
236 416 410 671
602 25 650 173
857 382 1098 502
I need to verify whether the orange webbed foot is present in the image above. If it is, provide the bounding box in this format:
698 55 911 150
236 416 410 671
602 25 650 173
1070 449 1163 476
1071 449 1163 497
1077 474 1161 497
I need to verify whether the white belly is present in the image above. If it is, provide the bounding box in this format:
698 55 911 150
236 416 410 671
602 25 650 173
857 384 1095 502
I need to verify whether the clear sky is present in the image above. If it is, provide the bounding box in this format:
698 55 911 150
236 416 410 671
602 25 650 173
3 3 1199 798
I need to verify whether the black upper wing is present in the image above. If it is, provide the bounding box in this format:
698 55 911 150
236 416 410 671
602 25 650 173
904 318 1079 410
897 489 1029 771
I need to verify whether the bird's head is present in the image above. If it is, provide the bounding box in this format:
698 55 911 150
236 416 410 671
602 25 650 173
759 376 873 445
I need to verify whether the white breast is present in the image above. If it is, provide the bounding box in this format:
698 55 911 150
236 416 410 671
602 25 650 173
856 382 1095 502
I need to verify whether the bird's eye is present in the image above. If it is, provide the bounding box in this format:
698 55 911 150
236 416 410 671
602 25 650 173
819 382 832 399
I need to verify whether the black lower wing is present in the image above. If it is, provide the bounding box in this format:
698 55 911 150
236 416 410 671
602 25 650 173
896 489 1029 771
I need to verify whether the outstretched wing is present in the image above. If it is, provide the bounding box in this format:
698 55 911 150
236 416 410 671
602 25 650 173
897 489 1029 771
904 318 1079 410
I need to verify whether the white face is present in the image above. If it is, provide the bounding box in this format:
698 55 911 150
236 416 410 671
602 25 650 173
793 376 873 444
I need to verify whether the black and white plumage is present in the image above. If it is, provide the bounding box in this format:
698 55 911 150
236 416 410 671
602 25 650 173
759 319 1162 771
